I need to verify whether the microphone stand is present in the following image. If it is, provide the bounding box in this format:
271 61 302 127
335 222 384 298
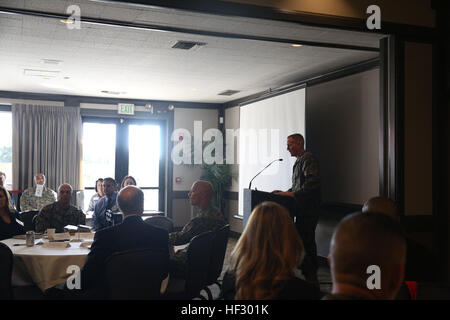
248 158 283 189
70 211 84 243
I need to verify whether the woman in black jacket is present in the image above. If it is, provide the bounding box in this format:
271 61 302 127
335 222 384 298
0 185 24 240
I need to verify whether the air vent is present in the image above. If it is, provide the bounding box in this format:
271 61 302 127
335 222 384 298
218 90 240 96
23 69 60 77
172 41 206 50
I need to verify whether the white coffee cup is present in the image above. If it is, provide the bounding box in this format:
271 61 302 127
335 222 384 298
46 228 56 240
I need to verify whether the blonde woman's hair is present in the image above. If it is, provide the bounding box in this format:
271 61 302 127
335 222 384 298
230 201 304 299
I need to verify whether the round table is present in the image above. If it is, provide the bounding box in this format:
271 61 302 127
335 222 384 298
1 233 95 292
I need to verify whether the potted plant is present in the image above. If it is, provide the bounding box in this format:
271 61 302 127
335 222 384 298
201 162 233 218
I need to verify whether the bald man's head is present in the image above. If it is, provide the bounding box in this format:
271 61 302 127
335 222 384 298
117 186 144 216
362 197 398 221
188 180 214 208
57 183 73 207
329 212 406 299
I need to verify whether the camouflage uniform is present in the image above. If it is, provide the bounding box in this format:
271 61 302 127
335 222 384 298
35 202 86 233
20 186 57 212
169 204 226 277
289 151 321 280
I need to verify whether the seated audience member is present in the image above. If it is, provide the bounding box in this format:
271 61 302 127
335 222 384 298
78 186 169 298
169 180 226 278
120 175 137 189
324 212 406 300
35 184 85 233
87 178 104 215
92 177 120 231
221 201 321 300
20 173 56 212
0 185 24 240
362 196 436 282
0 171 15 208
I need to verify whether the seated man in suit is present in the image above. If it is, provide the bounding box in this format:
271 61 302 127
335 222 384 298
35 183 85 233
324 212 406 300
169 180 226 278
362 196 436 283
79 185 169 298
20 173 56 212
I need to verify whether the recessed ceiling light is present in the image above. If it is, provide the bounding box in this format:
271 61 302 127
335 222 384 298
23 69 59 77
291 44 303 47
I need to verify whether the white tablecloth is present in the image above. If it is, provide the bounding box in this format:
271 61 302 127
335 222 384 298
1 233 95 292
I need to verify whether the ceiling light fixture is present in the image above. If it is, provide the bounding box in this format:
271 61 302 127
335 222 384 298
41 59 63 65
291 44 303 47
168 104 174 111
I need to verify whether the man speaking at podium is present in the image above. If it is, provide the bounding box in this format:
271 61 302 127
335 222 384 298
273 133 321 285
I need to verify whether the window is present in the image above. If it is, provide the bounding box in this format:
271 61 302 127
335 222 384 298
128 124 161 211
0 111 12 189
81 117 165 212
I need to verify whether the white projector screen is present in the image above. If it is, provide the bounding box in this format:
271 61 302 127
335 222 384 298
238 88 306 216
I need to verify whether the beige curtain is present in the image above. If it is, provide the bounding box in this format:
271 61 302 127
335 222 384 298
12 104 82 191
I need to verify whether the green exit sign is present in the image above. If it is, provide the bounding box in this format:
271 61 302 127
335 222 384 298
118 103 135 115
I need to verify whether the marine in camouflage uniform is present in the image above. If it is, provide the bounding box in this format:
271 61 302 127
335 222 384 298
289 151 321 280
169 205 225 245
169 180 226 278
20 186 57 212
35 202 86 233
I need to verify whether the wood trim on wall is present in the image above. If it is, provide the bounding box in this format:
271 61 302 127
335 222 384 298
225 58 379 109
388 35 405 215
379 38 388 197
81 0 437 36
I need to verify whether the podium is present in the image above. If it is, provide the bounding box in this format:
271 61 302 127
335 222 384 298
243 188 296 229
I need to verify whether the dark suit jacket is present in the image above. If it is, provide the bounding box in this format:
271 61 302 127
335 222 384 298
80 215 169 298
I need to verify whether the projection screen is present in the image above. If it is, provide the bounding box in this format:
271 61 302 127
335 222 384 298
238 87 306 216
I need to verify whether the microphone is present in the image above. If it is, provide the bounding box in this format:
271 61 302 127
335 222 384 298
248 158 283 189
70 210 83 243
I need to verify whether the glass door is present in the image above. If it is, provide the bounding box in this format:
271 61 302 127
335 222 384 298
81 117 166 213
81 122 117 211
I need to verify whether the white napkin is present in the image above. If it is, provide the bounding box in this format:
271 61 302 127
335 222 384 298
43 242 70 249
